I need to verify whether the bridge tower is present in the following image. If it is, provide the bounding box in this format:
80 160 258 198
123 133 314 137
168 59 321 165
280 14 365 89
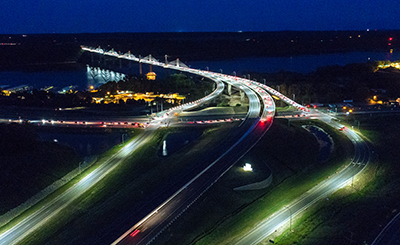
139 55 142 75
149 54 153 72
128 51 132 69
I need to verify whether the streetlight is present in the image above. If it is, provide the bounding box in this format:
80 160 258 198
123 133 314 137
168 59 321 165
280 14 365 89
285 206 292 232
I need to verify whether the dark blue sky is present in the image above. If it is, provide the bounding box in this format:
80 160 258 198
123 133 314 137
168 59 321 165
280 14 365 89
1 0 399 34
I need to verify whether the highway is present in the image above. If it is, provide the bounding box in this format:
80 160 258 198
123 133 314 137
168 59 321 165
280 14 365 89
0 45 306 245
0 70 225 245
111 73 271 245
0 45 276 245
235 112 371 245
78 46 286 244
82 46 375 245
0 129 153 245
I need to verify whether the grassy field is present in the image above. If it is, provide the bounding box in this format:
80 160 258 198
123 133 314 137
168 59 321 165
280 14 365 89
152 118 353 245
15 123 240 244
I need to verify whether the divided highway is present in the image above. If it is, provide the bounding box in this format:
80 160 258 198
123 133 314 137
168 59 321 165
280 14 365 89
235 112 371 245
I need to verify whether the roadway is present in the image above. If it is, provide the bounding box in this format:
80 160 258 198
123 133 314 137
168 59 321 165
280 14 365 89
0 46 276 244
235 112 371 245
0 46 300 244
75 46 308 244
83 46 376 245
371 211 400 245
111 72 270 245
0 72 225 245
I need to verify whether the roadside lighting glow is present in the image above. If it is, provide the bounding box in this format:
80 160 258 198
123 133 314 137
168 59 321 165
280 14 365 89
243 163 253 172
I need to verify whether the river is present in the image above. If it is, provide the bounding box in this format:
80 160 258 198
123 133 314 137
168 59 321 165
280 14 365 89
0 51 399 91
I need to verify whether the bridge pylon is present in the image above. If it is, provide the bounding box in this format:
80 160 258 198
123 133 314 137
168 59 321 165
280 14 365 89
139 55 142 75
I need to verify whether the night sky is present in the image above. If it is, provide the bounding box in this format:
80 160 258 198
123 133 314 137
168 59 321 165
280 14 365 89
1 0 400 34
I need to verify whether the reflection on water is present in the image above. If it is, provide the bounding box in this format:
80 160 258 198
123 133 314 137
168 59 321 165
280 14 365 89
1 51 399 90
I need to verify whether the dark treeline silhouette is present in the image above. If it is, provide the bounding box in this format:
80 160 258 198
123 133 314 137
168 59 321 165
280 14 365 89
247 61 400 104
77 31 399 61
0 90 93 108
1 30 399 69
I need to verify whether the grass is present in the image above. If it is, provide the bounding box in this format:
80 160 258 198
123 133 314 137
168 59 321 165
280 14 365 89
0 128 142 234
276 105 296 112
13 123 239 244
266 113 400 244
153 118 353 245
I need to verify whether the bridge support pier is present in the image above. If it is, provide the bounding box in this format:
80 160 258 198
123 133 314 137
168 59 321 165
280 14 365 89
240 90 246 103
227 84 232 96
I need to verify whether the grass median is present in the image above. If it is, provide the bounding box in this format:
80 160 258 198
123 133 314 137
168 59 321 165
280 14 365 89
153 118 353 245
15 123 239 244
272 113 400 244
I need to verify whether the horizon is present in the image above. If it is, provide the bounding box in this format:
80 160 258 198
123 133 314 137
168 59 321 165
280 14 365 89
2 29 400 36
2 0 399 34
